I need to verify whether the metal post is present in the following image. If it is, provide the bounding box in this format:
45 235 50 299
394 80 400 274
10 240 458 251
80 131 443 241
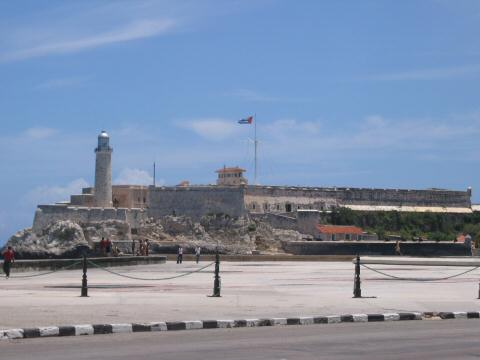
81 254 88 297
353 254 361 298
211 248 221 297
478 281 480 299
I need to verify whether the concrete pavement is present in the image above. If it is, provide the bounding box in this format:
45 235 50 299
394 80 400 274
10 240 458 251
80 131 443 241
1 260 480 329
1 320 478 360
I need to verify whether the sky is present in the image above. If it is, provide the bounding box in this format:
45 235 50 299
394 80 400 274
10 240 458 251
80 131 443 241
1 0 480 244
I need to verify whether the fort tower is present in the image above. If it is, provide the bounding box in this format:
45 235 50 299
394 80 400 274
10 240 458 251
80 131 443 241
94 130 113 207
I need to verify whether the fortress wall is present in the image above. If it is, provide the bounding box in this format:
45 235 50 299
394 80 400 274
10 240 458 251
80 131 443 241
32 205 146 234
147 186 246 219
245 186 471 213
336 188 471 207
250 213 298 231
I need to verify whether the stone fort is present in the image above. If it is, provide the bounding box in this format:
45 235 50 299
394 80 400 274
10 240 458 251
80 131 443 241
32 131 474 233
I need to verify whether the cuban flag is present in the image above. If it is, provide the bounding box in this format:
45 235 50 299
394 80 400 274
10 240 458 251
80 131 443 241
238 116 253 124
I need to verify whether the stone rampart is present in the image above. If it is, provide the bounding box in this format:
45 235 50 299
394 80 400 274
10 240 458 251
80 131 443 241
32 205 147 234
147 186 246 219
245 185 471 213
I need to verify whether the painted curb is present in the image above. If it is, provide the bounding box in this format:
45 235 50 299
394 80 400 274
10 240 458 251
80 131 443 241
1 311 479 341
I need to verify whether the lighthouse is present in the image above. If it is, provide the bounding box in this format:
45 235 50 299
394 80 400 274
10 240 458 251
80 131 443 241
94 130 113 207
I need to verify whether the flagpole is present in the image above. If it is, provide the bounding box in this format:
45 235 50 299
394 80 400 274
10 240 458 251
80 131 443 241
254 113 257 185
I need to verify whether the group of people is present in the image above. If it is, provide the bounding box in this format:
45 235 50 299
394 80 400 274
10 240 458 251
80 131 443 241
176 246 201 264
99 237 116 256
131 239 150 256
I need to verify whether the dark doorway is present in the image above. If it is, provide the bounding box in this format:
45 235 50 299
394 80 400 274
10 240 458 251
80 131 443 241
285 203 292 212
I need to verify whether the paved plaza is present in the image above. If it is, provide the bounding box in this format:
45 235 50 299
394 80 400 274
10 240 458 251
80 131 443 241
1 260 480 329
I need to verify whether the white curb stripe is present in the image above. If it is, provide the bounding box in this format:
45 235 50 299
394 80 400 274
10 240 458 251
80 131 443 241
271 318 287 326
453 312 467 319
383 313 400 321
39 327 59 337
413 312 422 320
352 314 368 323
75 325 94 336
111 324 132 333
299 317 314 325
0 329 23 339
184 321 203 330
327 315 341 324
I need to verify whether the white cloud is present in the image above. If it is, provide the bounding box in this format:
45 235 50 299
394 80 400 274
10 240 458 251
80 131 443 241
365 64 480 81
178 118 241 141
1 19 176 62
23 178 89 206
23 127 59 140
114 168 154 186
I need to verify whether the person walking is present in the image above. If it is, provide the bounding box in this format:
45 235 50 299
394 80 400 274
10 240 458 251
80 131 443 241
100 237 107 256
395 241 402 256
105 238 112 257
131 240 136 256
2 246 15 279
195 246 201 264
145 239 150 256
177 245 183 264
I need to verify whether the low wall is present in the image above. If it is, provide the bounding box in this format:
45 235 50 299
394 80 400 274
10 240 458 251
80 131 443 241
0 255 167 272
282 241 472 257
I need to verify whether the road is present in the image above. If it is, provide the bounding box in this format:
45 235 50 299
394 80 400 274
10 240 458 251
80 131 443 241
1 320 478 360
3 261 480 328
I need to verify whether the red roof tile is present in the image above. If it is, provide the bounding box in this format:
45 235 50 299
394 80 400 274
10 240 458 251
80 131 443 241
316 225 363 235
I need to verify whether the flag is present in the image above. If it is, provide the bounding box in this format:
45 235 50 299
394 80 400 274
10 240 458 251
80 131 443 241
238 116 253 124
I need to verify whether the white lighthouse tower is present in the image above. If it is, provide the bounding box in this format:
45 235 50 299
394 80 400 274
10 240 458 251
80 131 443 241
94 130 113 207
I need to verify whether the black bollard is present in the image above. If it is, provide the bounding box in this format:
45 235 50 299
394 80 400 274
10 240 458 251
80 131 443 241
81 254 88 297
353 254 361 298
211 248 221 297
478 281 480 299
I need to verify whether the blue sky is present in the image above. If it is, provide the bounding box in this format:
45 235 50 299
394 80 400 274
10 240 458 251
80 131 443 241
1 0 480 244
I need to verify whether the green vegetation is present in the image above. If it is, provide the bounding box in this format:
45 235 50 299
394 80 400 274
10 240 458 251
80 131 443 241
326 207 480 241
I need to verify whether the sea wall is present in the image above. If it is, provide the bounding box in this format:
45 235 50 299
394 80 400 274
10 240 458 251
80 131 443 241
283 241 471 257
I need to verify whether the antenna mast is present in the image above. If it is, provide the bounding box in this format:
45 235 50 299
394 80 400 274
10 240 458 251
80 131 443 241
254 113 258 185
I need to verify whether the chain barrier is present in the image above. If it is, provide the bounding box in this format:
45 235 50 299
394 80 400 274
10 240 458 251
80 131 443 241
10 261 82 279
361 263 480 282
87 259 215 281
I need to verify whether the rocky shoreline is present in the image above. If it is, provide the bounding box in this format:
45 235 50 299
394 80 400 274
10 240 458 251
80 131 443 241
4 214 306 259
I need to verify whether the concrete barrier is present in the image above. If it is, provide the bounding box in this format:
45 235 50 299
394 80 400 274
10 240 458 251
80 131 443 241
0 255 167 272
283 241 471 257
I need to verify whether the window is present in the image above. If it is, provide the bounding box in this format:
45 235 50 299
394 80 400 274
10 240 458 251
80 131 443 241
332 234 336 241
